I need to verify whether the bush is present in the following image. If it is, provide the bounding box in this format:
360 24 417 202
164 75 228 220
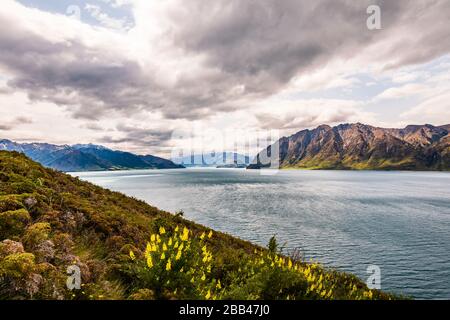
127 226 219 299
0 209 31 240
0 195 24 212
23 222 51 250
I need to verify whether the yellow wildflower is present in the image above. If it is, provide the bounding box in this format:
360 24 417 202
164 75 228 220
129 250 135 261
168 238 173 246
159 226 166 234
205 290 211 299
200 232 206 240
208 231 213 239
161 252 166 260
216 280 222 289
150 234 156 242
166 259 172 271
201 274 206 281
163 243 168 251
181 227 189 241
147 256 153 268
175 226 179 232
176 249 182 261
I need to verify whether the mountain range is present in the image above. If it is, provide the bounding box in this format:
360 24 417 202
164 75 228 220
0 140 184 172
248 123 450 170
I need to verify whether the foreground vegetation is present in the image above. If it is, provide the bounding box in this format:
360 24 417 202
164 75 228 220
0 151 396 300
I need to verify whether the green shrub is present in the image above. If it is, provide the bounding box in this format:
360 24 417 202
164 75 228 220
0 195 24 213
0 209 31 240
23 222 51 250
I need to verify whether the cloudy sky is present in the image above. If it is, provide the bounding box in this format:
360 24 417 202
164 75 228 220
0 0 449 157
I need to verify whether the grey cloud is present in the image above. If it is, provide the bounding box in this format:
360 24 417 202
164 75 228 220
98 124 174 148
0 124 13 131
0 116 33 131
256 108 362 130
0 0 449 123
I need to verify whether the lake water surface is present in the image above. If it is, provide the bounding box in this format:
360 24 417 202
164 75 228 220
74 168 450 299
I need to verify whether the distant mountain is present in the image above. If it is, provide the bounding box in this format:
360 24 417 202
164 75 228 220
0 139 184 172
172 152 251 167
248 123 450 170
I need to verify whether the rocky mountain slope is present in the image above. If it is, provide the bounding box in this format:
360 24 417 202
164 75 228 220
0 140 183 172
249 123 450 170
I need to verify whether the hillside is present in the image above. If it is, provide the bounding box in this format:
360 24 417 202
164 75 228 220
249 123 450 170
0 151 395 300
0 140 183 172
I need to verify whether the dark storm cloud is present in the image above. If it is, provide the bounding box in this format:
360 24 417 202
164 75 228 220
0 0 449 122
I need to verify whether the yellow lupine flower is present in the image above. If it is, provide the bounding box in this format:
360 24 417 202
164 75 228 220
176 250 182 261
200 232 206 240
179 243 184 251
208 231 213 239
190 277 195 283
202 245 207 252
151 243 157 252
174 241 179 249
205 290 211 299
163 243 168 251
288 259 293 269
168 238 173 246
129 250 136 260
147 256 153 268
166 259 172 271
175 226 179 232
157 235 161 243
201 274 206 281
159 226 166 234
181 227 189 241
216 280 222 289
161 252 166 260
150 234 156 242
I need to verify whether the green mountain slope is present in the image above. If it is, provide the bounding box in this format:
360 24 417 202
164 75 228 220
0 140 184 172
249 123 450 170
0 151 396 300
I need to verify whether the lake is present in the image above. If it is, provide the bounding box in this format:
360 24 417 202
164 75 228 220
73 168 450 299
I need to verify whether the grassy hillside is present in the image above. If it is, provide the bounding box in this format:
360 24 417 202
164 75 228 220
0 151 397 300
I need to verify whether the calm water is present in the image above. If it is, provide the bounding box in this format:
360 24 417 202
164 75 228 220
74 168 450 299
